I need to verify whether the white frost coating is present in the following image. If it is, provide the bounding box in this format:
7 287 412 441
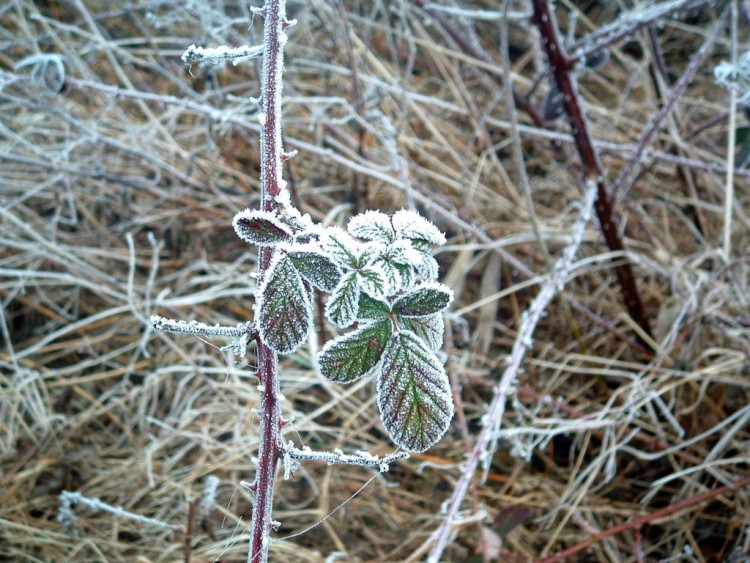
57 491 180 532
357 264 389 299
376 330 453 453
392 209 446 245
322 226 361 268
257 112 267 125
286 245 342 292
283 441 409 470
325 271 359 328
417 254 440 281
150 314 250 338
256 253 312 354
390 239 423 267
347 210 395 243
182 43 264 66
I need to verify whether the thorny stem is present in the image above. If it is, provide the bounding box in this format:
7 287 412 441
530 0 652 340
250 0 290 561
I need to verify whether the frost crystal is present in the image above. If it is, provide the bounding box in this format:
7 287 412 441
347 210 395 243
234 209 293 246
392 209 446 245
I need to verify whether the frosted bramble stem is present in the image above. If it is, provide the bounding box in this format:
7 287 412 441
150 314 256 339
249 0 290 561
282 442 409 478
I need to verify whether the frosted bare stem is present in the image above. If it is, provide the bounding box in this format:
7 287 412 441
150 314 255 339
426 179 598 563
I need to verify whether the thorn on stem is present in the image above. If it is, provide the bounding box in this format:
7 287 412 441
281 150 298 161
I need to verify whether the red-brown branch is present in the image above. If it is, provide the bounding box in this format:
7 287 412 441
530 0 652 339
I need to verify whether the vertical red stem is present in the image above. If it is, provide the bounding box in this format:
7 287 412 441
530 0 651 339
249 0 288 561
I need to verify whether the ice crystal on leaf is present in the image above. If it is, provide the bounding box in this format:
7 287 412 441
317 319 392 383
234 209 293 246
256 254 312 354
376 330 453 452
323 226 361 269
392 209 446 245
357 265 389 298
347 210 395 243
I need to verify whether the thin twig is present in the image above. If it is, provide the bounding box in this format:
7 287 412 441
425 178 598 563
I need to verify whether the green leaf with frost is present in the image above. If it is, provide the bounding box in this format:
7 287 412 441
257 254 312 354
357 293 390 321
358 265 388 298
233 210 293 246
326 272 359 328
317 320 392 383
376 330 453 452
288 249 342 292
399 313 444 351
393 282 453 317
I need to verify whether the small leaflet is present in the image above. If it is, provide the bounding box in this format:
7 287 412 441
392 209 446 245
399 313 444 351
347 210 395 243
233 209 293 246
322 226 361 269
392 282 454 317
357 265 389 299
257 254 312 354
373 258 402 294
287 247 342 292
317 320 392 383
357 242 386 269
357 293 390 321
418 254 440 281
376 330 454 452
394 263 416 292
325 272 359 328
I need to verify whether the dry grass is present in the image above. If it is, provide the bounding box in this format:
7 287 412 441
1 1 749 561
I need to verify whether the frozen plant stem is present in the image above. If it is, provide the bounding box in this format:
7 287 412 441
250 1 290 561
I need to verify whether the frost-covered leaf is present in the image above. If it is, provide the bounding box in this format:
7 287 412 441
377 330 453 452
399 313 444 351
395 263 416 292
348 210 395 243
257 254 312 353
234 210 293 246
323 226 360 268
317 320 391 383
358 293 390 321
393 282 453 317
418 254 439 281
374 258 402 294
392 210 446 245
326 272 360 328
288 249 342 292
388 239 423 267
358 243 386 269
358 265 388 298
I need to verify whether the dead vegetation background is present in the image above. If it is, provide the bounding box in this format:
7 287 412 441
1 0 749 561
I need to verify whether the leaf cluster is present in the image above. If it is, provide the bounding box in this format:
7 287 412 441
234 206 454 452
